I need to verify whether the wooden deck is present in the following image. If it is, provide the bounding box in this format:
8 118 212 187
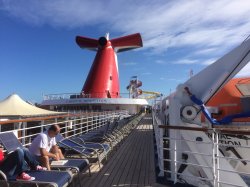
74 115 165 187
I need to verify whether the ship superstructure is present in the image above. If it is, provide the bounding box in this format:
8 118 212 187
41 33 148 113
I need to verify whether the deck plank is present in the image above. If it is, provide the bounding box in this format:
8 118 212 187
78 115 160 187
115 128 144 186
89 128 139 186
137 126 150 186
103 127 142 186
128 126 148 186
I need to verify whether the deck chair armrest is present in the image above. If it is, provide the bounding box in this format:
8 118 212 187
67 145 93 151
83 141 101 146
84 134 104 139
81 146 98 153
68 139 100 152
58 142 87 152
83 142 105 150
75 137 85 143
0 170 7 181
64 150 89 158
88 135 105 141
59 140 98 156
75 146 85 149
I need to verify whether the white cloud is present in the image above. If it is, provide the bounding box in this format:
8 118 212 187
171 57 218 66
167 78 184 82
1 0 250 62
155 60 166 64
237 63 250 77
0 0 109 27
122 62 137 66
141 72 152 76
173 59 198 65
159 77 183 82
201 58 217 65
193 48 218 55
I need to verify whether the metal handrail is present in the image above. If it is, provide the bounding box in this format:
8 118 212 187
43 92 131 100
163 159 213 169
163 148 212 157
162 136 212 144
152 111 250 187
163 170 214 182
0 110 129 146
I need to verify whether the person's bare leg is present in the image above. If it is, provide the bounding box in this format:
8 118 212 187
40 155 50 170
51 146 64 159
57 148 65 159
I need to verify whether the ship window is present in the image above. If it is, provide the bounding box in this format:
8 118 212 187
241 97 250 112
92 105 102 111
236 83 250 96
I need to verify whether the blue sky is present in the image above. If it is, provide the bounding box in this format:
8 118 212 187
1 0 250 103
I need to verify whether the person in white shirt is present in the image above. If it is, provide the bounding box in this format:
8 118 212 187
29 124 64 170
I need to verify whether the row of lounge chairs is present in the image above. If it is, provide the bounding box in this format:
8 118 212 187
0 113 143 187
58 114 143 166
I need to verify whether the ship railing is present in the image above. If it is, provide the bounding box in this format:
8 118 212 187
42 92 131 100
153 114 250 187
152 112 165 177
0 110 129 148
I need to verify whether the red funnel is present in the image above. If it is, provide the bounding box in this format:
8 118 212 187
76 33 143 98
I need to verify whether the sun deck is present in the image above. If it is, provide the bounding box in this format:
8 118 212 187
72 115 166 187
0 112 169 187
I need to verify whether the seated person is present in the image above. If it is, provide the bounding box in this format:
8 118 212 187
29 124 64 170
0 147 46 181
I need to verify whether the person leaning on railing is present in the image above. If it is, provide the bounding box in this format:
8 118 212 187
0 146 46 181
29 124 65 170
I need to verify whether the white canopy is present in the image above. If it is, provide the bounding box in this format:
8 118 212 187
0 94 64 117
